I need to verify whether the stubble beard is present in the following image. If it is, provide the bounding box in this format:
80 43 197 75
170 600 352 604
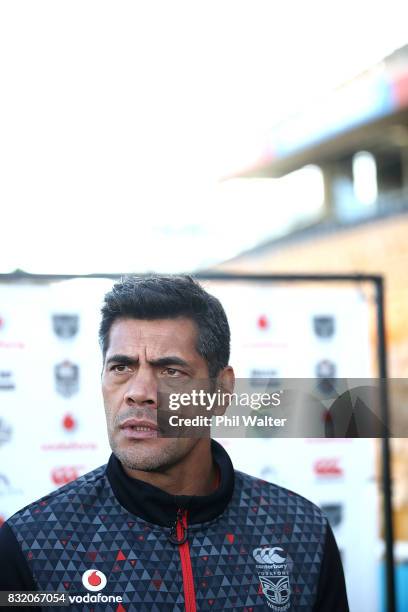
109 432 192 472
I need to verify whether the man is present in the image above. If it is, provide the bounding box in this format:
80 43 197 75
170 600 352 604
0 275 349 611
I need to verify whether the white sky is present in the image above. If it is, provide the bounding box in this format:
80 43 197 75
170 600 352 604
1 1 408 274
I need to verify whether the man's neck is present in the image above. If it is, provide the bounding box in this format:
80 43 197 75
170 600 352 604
122 439 217 496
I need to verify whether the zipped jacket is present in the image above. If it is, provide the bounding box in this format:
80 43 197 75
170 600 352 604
0 441 349 611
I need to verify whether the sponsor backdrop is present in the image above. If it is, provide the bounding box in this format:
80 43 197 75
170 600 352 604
0 277 379 611
206 281 379 612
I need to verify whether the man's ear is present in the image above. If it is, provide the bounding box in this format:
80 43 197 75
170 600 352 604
213 366 235 416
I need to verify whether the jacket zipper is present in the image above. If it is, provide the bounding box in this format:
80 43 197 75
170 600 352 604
175 509 197 612
168 471 219 611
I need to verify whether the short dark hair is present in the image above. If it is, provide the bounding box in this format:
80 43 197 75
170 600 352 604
99 275 230 377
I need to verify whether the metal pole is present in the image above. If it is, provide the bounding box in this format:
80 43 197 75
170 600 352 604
0 271 385 283
376 277 396 612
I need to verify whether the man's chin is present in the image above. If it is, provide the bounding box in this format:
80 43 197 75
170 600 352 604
112 437 185 472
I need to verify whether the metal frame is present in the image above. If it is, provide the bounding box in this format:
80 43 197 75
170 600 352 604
0 271 396 611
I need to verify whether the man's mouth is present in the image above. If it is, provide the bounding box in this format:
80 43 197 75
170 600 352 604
119 418 159 439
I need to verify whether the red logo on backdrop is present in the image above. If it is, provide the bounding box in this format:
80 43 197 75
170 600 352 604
257 315 269 330
51 466 84 486
62 414 77 431
314 459 343 477
0 515 4 527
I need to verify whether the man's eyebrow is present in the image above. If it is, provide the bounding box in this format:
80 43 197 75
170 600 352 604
105 354 138 366
105 354 190 368
148 356 190 368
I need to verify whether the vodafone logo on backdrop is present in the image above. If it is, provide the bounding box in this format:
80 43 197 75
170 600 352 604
257 315 269 330
62 413 77 431
314 458 343 477
82 570 107 592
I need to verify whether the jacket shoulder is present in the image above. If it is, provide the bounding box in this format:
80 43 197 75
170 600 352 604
6 463 107 530
234 469 326 522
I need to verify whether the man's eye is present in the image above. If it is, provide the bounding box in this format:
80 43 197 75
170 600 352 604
110 365 131 373
162 367 182 377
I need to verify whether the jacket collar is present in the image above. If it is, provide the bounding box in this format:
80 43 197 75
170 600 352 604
106 439 235 526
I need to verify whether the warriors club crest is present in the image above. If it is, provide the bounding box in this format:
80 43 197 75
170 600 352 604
260 576 290 609
52 314 79 339
313 315 335 339
55 360 79 398
253 547 291 611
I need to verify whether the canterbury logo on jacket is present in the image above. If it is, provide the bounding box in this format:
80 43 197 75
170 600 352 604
0 441 349 611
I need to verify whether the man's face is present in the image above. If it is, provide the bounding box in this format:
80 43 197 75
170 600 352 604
101 317 211 473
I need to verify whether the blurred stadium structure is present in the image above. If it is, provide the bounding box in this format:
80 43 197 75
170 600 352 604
213 44 408 611
220 44 408 378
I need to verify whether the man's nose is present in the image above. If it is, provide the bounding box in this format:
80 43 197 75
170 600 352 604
123 368 158 409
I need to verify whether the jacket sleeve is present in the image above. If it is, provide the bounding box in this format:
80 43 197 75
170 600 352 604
313 521 349 612
0 522 38 590
0 522 41 612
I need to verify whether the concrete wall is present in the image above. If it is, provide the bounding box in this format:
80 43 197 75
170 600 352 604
219 213 408 377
